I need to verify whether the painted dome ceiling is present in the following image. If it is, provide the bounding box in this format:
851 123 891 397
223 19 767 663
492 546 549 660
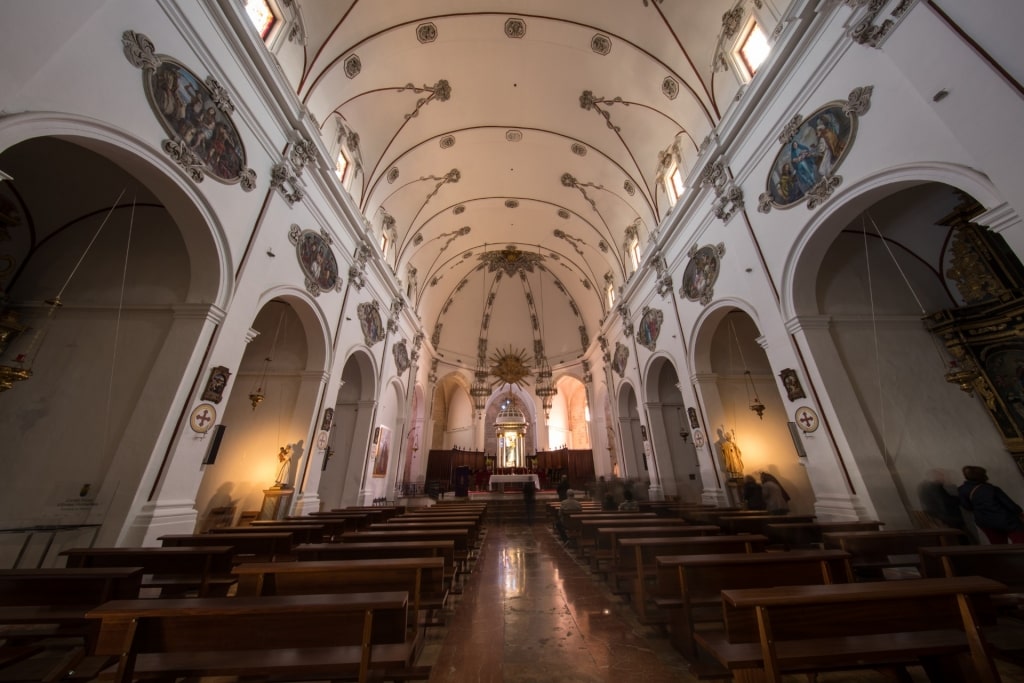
285 0 755 369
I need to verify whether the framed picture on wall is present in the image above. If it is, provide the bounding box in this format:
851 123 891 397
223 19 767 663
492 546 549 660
372 425 391 478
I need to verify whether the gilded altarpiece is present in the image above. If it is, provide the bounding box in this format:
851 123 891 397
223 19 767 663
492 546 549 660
927 198 1024 476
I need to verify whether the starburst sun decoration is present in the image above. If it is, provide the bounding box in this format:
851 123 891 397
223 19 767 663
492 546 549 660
488 347 532 388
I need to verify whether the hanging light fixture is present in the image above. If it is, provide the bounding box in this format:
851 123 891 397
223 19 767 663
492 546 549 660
729 318 765 420
470 247 490 415
249 306 285 410
0 189 128 392
533 244 557 419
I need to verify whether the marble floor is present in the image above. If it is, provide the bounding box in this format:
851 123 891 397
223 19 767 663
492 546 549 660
421 518 1024 683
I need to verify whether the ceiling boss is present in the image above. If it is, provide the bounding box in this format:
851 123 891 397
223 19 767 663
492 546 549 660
488 347 532 388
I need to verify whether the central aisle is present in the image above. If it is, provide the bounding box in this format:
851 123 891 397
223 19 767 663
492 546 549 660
426 520 693 682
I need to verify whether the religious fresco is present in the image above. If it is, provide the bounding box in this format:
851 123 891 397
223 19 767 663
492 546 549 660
372 425 391 477
289 226 341 296
779 368 807 401
393 340 410 374
358 301 385 347
680 243 725 305
636 307 663 351
122 30 256 190
201 366 231 403
758 86 873 213
612 342 629 378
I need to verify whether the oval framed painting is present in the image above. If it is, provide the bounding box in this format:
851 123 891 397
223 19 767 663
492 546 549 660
764 102 857 209
681 243 725 305
144 59 249 184
294 229 341 295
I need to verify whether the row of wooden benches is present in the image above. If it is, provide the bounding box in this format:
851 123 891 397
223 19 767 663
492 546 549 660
549 506 1024 681
0 501 488 682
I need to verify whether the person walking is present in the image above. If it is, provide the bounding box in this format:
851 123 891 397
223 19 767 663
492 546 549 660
958 465 1024 544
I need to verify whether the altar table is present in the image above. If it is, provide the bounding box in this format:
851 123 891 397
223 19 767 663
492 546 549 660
488 474 541 491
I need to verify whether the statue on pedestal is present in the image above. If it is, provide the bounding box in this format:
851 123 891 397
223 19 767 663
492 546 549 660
274 445 293 487
717 428 743 478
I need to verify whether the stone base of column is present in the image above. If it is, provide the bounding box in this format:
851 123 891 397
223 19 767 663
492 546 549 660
290 492 322 516
647 484 665 502
812 493 873 522
122 500 199 546
701 488 731 507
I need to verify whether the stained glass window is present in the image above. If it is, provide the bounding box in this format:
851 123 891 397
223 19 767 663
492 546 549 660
243 0 276 40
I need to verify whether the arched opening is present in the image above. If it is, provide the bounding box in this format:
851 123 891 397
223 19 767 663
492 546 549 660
195 298 322 526
644 356 702 502
319 349 376 509
794 182 1021 526
693 308 812 511
616 383 646 487
0 134 220 544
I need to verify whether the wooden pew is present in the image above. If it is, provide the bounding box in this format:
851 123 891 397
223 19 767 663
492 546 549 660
373 519 481 549
159 532 293 562
209 523 326 544
765 520 883 549
303 511 376 530
694 576 1006 683
589 524 720 574
232 557 447 627
575 517 691 560
341 529 471 573
615 535 768 623
563 512 657 547
0 568 143 680
821 528 966 581
60 546 236 598
87 592 425 683
653 549 852 660
294 540 458 591
713 514 817 536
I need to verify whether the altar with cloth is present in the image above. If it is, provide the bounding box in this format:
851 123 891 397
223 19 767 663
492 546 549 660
488 473 540 492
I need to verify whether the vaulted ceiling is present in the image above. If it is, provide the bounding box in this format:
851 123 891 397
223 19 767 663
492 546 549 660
287 0 756 370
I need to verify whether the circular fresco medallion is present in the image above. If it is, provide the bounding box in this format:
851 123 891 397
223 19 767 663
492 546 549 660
794 406 820 433
189 403 217 433
681 244 722 303
296 231 340 292
692 429 705 448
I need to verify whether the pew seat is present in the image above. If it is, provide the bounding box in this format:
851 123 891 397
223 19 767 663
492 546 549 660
87 592 427 683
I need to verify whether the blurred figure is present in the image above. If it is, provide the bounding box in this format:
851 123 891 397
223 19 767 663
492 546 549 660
917 469 967 533
618 489 639 511
556 475 570 501
556 489 582 543
761 472 790 514
958 465 1024 544
742 475 765 511
522 480 536 525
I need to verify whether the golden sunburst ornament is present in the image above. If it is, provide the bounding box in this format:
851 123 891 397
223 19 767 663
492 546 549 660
488 347 532 388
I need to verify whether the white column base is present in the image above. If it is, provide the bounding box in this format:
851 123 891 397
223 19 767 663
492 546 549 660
647 484 665 502
812 493 873 522
120 500 199 546
290 492 322 516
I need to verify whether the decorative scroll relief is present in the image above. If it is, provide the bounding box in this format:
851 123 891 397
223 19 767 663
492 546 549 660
758 86 873 214
122 30 256 191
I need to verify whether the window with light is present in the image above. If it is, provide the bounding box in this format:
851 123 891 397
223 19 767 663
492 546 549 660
606 283 616 309
738 23 770 78
627 237 641 273
335 149 350 185
664 163 685 207
243 0 276 40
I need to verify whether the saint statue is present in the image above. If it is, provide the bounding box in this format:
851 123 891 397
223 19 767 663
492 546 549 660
274 445 292 487
717 429 743 477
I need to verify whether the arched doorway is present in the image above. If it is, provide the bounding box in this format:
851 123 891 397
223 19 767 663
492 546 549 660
319 350 376 509
644 356 702 502
792 182 1020 526
195 298 324 525
693 308 812 511
0 134 220 545
616 383 646 486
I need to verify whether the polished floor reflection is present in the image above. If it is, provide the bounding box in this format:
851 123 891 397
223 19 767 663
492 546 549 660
426 523 692 683
424 517 1024 683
